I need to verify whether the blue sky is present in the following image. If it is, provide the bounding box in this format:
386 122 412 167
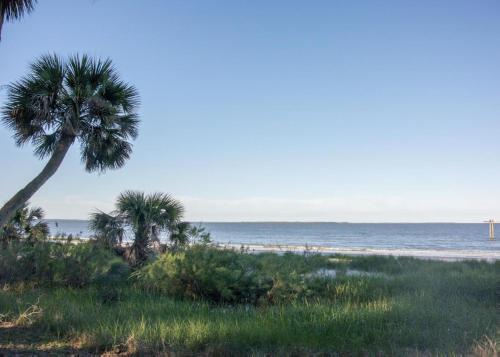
0 0 499 222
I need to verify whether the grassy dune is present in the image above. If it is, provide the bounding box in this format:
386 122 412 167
0 253 497 355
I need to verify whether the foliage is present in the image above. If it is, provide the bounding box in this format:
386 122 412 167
0 241 129 287
0 0 36 22
0 255 496 355
89 210 125 248
90 191 185 265
2 54 140 172
136 246 332 304
169 222 212 248
0 202 49 245
135 245 271 304
0 0 37 42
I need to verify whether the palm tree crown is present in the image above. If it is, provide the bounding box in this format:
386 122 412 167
89 210 125 248
3 54 140 171
117 191 184 233
0 54 140 228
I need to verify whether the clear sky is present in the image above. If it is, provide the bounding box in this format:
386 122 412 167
0 0 499 222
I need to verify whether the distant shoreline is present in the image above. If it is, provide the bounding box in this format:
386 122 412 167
45 219 488 224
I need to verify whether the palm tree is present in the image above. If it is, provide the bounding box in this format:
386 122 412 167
169 221 192 246
0 54 140 228
89 210 125 248
90 191 184 265
170 221 212 247
0 0 37 41
0 202 49 245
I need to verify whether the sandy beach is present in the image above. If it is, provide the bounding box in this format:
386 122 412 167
223 243 499 261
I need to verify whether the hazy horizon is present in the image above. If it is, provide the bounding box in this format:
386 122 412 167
43 218 487 224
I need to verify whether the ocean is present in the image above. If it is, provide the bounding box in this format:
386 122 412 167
44 220 500 260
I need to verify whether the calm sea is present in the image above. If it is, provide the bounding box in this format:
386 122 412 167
44 220 500 260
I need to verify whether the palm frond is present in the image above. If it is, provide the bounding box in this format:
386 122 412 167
80 129 133 172
89 210 125 246
0 201 49 243
2 54 65 148
2 0 37 21
27 206 44 221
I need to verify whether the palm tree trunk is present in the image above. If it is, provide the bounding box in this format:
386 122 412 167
130 225 149 266
0 135 74 228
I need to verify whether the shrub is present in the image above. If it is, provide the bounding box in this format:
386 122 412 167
134 246 333 304
0 203 49 246
135 245 271 304
0 241 129 287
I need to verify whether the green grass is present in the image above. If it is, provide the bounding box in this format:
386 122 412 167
0 253 497 355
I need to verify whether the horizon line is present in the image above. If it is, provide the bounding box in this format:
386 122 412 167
43 218 491 224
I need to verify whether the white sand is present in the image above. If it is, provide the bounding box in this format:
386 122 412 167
221 243 499 261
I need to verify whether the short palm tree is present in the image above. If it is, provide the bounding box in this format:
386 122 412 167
0 202 49 245
170 221 212 247
89 210 125 248
90 191 184 265
169 221 192 246
0 54 140 228
0 0 37 41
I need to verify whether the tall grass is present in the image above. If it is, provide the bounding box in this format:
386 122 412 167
0 248 497 354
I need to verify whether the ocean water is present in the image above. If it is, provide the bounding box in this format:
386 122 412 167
45 220 500 260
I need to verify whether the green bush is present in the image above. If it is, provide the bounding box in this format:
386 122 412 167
134 246 333 304
135 245 271 304
0 241 129 287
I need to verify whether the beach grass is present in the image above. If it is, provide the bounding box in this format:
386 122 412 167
0 252 497 355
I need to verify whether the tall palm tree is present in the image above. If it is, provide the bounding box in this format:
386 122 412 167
0 0 37 41
90 191 184 265
0 54 140 228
